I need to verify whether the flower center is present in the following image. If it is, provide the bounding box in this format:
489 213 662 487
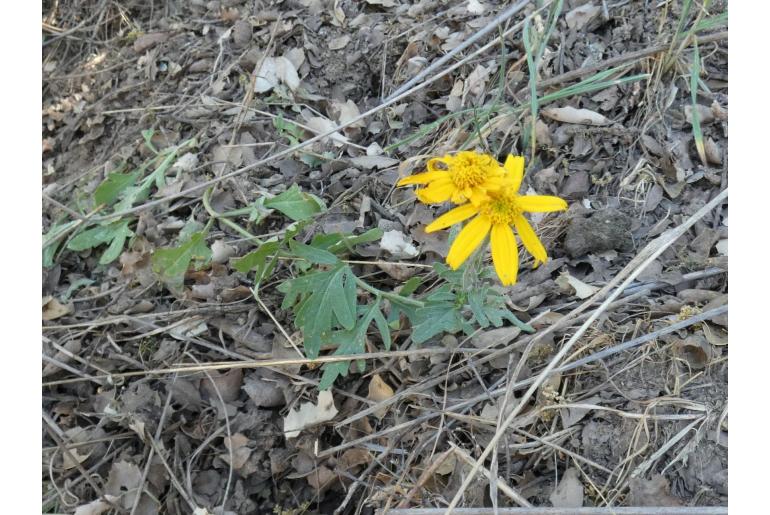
448 152 500 190
481 190 522 225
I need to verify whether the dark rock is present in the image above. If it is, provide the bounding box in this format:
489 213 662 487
563 208 633 258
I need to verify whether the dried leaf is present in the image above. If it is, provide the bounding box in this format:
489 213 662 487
565 4 601 30
555 271 598 299
200 368 243 403
305 116 349 146
284 390 338 439
211 240 235 264
368 374 395 419
380 230 419 258
73 496 119 515
105 461 142 509
629 475 682 506
549 468 584 507
254 57 300 93
466 0 487 15
219 433 252 471
328 35 351 50
542 106 610 126
350 155 399 170
42 296 73 321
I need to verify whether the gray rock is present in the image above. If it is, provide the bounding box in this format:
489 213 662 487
563 208 633 258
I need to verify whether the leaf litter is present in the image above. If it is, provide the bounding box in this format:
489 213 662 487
42 0 728 512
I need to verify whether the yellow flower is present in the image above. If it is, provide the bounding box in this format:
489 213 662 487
397 151 519 206
424 159 568 286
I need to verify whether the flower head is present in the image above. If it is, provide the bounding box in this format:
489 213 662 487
424 157 567 285
397 151 520 207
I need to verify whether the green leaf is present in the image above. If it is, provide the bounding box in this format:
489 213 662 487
288 239 339 265
264 184 326 221
411 302 464 344
318 301 380 389
67 224 118 251
152 232 211 282
468 290 489 328
234 241 280 275
62 278 95 302
373 309 391 350
66 220 133 264
282 264 357 358
99 220 132 264
43 220 78 267
319 228 385 254
94 170 139 206
141 128 159 154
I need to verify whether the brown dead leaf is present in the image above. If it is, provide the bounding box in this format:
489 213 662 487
306 465 336 491
42 296 73 321
674 334 711 370
133 32 169 53
368 374 395 419
200 368 243 403
338 448 372 472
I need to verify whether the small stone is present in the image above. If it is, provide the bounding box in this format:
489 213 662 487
563 208 633 258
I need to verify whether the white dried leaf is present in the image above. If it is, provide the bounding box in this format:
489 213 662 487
365 0 397 6
172 152 199 172
542 106 610 126
467 0 486 14
549 468 584 507
716 239 727 256
211 240 235 264
169 319 208 340
366 142 384 156
328 35 351 50
464 64 490 97
331 99 365 129
284 390 338 439
254 57 300 93
555 271 599 299
446 79 464 112
350 155 399 169
74 496 119 515
284 48 305 70
305 116 349 146
380 230 419 258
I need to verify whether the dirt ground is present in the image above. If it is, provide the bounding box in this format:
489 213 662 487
42 0 728 513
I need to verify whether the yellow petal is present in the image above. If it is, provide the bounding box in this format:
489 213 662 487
504 155 525 191
446 215 492 269
514 214 547 264
397 170 448 186
490 223 519 285
425 203 480 233
416 177 455 203
484 175 508 191
517 195 568 213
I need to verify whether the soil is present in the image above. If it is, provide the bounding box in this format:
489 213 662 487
42 1 727 513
